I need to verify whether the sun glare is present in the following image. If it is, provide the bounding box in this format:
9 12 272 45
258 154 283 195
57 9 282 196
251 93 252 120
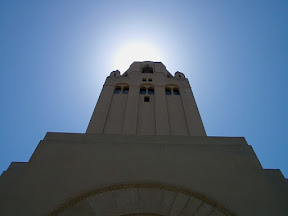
113 42 164 72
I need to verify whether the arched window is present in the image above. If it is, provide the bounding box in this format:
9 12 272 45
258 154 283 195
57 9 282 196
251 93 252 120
148 88 154 95
173 89 180 95
114 87 121 94
140 88 146 94
142 65 153 73
165 88 171 95
123 87 129 94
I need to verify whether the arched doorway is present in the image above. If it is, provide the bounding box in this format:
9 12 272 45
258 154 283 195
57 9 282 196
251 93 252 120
50 184 234 216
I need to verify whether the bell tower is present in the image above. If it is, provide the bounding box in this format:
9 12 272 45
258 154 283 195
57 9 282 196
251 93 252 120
87 61 206 136
1 61 287 216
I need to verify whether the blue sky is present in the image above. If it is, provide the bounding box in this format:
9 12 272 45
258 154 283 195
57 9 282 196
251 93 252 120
0 1 287 177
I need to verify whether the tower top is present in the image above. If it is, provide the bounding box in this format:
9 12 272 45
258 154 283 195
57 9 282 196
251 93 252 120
113 61 184 79
87 61 206 136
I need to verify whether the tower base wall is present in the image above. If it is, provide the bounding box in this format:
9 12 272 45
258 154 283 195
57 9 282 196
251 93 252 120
0 133 287 215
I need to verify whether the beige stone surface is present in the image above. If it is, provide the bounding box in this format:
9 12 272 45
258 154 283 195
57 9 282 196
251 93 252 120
86 62 206 136
57 186 228 216
1 62 287 216
0 133 287 215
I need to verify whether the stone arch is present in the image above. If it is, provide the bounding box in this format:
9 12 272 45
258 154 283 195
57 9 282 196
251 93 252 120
114 83 129 94
142 64 154 73
165 84 180 95
140 83 154 88
114 86 121 94
115 83 129 87
165 84 179 88
50 184 234 216
139 84 155 95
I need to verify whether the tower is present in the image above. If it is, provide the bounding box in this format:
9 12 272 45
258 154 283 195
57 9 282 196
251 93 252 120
87 61 205 136
0 62 287 216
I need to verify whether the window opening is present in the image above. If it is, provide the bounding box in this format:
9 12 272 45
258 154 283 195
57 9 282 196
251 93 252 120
142 78 146 81
148 78 152 81
165 88 171 95
123 87 129 94
142 65 153 73
148 88 154 95
140 88 146 94
173 89 180 95
144 96 150 102
114 87 121 94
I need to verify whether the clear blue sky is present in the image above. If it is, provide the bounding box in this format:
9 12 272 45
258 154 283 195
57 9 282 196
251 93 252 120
0 1 287 177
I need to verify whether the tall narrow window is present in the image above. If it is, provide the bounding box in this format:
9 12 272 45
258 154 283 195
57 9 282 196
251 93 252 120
140 88 146 94
123 87 129 94
144 96 149 102
173 89 180 95
148 88 154 95
165 88 171 95
114 87 121 94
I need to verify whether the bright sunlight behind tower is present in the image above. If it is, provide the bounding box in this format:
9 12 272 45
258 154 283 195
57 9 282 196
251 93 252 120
113 41 165 72
1 0 288 183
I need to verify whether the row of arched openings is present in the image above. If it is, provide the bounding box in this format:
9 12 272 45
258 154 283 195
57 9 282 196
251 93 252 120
166 88 180 95
140 87 154 95
114 86 129 94
114 86 180 95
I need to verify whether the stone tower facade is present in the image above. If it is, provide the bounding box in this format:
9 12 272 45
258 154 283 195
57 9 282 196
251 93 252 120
0 62 288 216
87 61 205 136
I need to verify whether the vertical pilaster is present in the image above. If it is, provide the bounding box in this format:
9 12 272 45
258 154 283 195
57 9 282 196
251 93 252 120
155 86 170 135
123 86 139 135
181 86 206 136
86 84 114 134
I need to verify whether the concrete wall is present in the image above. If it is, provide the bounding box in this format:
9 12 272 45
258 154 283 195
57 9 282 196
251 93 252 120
137 93 155 135
1 133 287 216
167 93 189 136
104 93 128 134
